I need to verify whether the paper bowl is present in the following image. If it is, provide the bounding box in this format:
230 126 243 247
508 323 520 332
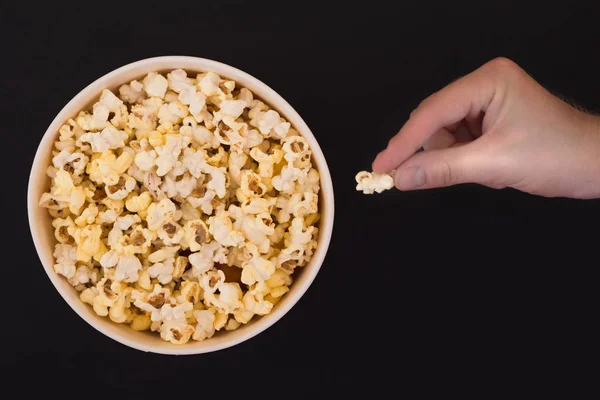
27 56 334 355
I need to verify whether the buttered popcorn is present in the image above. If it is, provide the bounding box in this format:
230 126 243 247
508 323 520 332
40 69 321 345
355 171 394 194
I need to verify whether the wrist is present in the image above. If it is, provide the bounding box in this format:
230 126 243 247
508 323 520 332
575 113 600 199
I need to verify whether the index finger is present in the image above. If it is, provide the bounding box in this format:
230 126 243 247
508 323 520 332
372 59 503 173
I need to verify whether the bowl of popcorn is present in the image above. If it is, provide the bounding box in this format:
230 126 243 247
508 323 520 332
27 56 334 354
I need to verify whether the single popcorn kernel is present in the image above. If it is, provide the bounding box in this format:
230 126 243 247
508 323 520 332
355 171 394 194
39 69 322 345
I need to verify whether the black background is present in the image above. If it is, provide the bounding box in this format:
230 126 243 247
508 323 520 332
3 0 599 394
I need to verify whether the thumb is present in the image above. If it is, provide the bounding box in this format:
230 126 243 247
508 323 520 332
392 143 490 190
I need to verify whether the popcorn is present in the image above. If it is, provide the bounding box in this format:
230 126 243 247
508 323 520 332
79 126 128 153
134 150 157 171
204 165 227 198
241 252 276 286
296 168 320 193
198 72 221 96
160 320 194 345
74 203 99 227
148 257 175 284
70 224 106 262
282 135 310 163
230 206 274 253
114 214 141 231
125 192 152 213
219 100 246 119
208 211 245 247
187 241 223 277
40 69 322 345
87 150 133 186
199 269 226 294
146 198 177 231
179 87 206 121
133 285 172 321
148 246 180 263
180 120 219 148
52 217 75 244
176 281 201 304
240 170 267 198
249 146 284 178
52 150 88 178
105 174 136 200
241 197 276 215
114 255 142 283
192 309 216 341
160 302 193 321
53 244 77 279
355 171 394 194
119 80 145 104
155 134 190 176
143 72 169 98
272 164 305 194
157 221 184 245
131 314 152 331
183 219 210 252
167 69 194 93
242 282 274 315
99 249 118 268
204 282 243 314
157 102 188 125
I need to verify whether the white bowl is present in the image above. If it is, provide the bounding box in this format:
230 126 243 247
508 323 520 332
27 56 334 355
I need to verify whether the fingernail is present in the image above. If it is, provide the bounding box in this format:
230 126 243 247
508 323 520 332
395 166 426 189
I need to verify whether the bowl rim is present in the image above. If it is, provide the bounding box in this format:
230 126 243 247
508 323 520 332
27 55 335 354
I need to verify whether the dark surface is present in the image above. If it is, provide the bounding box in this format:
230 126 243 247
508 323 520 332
3 0 599 393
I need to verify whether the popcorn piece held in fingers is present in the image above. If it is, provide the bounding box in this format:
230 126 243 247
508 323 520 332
355 171 394 194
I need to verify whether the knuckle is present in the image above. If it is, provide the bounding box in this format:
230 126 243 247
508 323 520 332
485 57 522 77
439 160 461 187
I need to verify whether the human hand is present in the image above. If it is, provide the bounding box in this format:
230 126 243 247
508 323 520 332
372 57 600 199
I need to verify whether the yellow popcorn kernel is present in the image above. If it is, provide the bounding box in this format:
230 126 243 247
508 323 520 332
269 286 289 298
74 203 99 227
135 130 150 140
193 302 206 311
70 224 103 262
54 169 74 194
233 310 254 324
148 130 164 147
214 311 228 331
225 318 241 331
126 191 152 213
131 314 152 331
125 308 135 324
80 225 103 256
172 256 188 280
137 269 153 291
305 212 320 227
53 217 75 244
101 197 125 214
178 281 201 305
157 121 178 135
264 294 281 306
79 287 98 305
92 296 109 316
68 187 86 216
109 297 128 323
92 241 109 263
114 151 134 175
